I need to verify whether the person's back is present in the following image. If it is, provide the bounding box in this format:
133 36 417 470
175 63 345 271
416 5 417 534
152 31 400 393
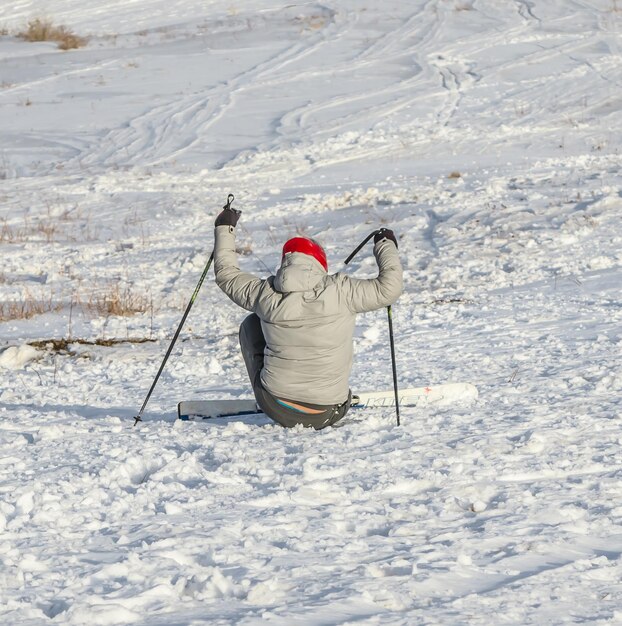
213 206 402 429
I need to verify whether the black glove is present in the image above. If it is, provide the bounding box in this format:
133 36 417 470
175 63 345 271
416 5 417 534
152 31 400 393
215 194 241 228
374 228 398 249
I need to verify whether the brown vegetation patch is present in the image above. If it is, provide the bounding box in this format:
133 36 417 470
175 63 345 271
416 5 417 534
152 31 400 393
17 18 88 50
0 210 98 244
0 293 61 321
0 283 152 323
84 283 152 317
28 337 157 354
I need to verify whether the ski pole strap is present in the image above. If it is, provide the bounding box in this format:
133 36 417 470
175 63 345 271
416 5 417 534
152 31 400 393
223 193 235 210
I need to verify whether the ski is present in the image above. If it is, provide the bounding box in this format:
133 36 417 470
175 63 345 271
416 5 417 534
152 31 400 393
177 383 477 420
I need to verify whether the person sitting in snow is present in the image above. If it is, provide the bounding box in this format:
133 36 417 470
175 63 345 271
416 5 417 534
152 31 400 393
213 202 402 429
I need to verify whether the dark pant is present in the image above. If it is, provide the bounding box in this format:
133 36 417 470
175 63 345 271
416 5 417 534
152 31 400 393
238 314 350 429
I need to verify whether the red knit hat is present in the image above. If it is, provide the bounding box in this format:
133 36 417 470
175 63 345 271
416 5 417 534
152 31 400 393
282 237 328 271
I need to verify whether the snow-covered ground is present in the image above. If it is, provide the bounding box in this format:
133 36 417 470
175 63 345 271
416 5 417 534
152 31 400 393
1 1 621 623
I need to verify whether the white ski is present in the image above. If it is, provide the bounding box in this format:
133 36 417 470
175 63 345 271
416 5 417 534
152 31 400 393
177 383 477 420
354 382 477 407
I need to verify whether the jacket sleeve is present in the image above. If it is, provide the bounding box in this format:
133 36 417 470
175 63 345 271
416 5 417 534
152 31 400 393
342 238 403 313
214 225 264 312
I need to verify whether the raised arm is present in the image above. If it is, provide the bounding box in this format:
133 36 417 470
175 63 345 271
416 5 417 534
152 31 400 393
343 230 403 313
213 207 264 312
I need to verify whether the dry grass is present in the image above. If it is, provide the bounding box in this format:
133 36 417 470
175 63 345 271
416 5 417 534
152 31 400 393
0 292 61 321
0 218 15 242
294 14 328 31
0 212 97 244
36 221 57 241
17 18 88 50
83 283 151 317
0 282 152 323
1 217 58 243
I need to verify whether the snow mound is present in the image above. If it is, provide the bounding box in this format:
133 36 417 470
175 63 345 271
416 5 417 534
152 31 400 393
0 345 41 370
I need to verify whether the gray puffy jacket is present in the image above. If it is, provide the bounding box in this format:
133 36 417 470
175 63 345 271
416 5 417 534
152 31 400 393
214 225 403 405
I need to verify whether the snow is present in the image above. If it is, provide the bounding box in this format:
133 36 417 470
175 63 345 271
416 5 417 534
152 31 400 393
1 0 621 623
0 344 42 369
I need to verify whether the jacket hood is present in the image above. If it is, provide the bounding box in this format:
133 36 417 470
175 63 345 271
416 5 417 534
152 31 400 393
274 252 327 293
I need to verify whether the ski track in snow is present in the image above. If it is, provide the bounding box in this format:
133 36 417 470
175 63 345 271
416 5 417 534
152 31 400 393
1 1 622 624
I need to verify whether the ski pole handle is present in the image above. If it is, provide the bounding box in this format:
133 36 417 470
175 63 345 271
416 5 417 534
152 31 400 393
215 194 241 227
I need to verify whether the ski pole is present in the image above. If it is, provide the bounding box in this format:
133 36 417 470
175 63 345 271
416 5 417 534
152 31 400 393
133 194 234 426
386 304 400 426
344 230 378 265
343 229 401 426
